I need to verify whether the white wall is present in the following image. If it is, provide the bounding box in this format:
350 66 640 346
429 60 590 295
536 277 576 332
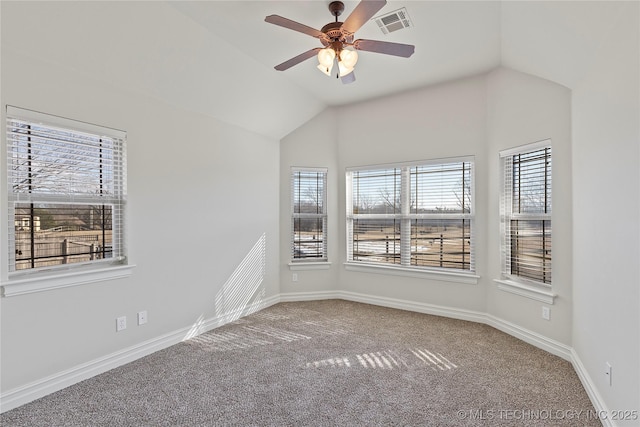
334 76 490 311
485 67 573 345
571 2 640 420
280 70 573 346
279 51 639 421
281 59 640 420
1 2 280 398
2 0 638 419
279 108 340 295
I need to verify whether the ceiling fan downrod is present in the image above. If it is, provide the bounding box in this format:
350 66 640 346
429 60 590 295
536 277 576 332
329 1 344 21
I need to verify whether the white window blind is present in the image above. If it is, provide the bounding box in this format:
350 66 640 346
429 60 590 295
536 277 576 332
347 157 474 272
500 142 551 285
349 167 403 265
6 106 127 273
291 168 327 261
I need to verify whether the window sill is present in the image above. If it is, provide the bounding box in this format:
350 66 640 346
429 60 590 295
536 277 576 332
1 264 135 297
344 262 479 285
289 262 332 271
494 278 556 304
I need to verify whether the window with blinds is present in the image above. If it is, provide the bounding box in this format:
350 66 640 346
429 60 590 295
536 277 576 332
500 142 552 285
346 158 474 272
291 168 327 261
6 106 127 273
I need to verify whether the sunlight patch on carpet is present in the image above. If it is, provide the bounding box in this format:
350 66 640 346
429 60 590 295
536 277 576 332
357 350 406 369
410 348 458 370
305 348 459 372
306 357 352 368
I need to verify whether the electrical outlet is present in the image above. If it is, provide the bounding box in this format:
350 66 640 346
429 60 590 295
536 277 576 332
116 316 127 332
292 273 298 282
137 311 147 325
542 306 550 320
605 362 612 386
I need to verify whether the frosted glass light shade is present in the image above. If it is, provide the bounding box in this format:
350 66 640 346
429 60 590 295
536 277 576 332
338 62 354 77
339 48 358 68
317 48 336 67
317 63 333 76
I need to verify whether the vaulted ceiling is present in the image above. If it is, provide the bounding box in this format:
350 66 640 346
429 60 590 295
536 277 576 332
171 1 502 107
3 1 629 140
167 1 628 139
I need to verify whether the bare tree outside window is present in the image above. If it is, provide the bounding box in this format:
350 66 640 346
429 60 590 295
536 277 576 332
347 159 474 271
291 168 327 261
7 108 126 272
501 144 552 285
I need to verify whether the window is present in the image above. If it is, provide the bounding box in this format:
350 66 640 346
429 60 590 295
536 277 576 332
291 168 327 262
500 141 551 286
346 158 474 274
6 106 127 276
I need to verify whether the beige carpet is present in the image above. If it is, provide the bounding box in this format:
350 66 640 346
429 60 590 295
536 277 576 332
0 300 601 426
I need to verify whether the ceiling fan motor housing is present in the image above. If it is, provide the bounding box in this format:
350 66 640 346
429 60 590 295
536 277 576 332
321 1 354 48
328 1 345 18
321 22 345 41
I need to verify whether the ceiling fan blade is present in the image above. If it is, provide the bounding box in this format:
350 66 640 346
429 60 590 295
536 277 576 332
342 0 387 34
341 71 356 85
265 15 324 39
274 48 322 71
353 39 415 58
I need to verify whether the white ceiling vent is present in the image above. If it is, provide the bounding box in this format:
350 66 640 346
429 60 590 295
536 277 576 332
373 7 412 35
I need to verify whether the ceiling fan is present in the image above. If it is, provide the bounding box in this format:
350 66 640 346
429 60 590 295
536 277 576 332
265 0 415 84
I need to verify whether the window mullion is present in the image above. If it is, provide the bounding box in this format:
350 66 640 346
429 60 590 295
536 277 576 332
400 167 411 265
27 126 35 269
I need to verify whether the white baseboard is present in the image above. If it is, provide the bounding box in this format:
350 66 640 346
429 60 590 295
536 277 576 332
279 290 341 302
0 289 608 423
337 290 488 323
0 294 280 413
570 348 613 427
331 290 573 361
484 314 572 361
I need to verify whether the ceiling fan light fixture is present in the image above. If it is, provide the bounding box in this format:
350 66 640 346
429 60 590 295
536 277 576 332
338 61 355 77
317 63 333 76
317 47 336 67
339 48 358 69
317 47 336 76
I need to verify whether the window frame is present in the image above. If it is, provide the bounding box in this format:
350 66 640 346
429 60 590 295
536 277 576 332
345 156 478 284
1 106 132 297
290 167 329 266
496 140 555 303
